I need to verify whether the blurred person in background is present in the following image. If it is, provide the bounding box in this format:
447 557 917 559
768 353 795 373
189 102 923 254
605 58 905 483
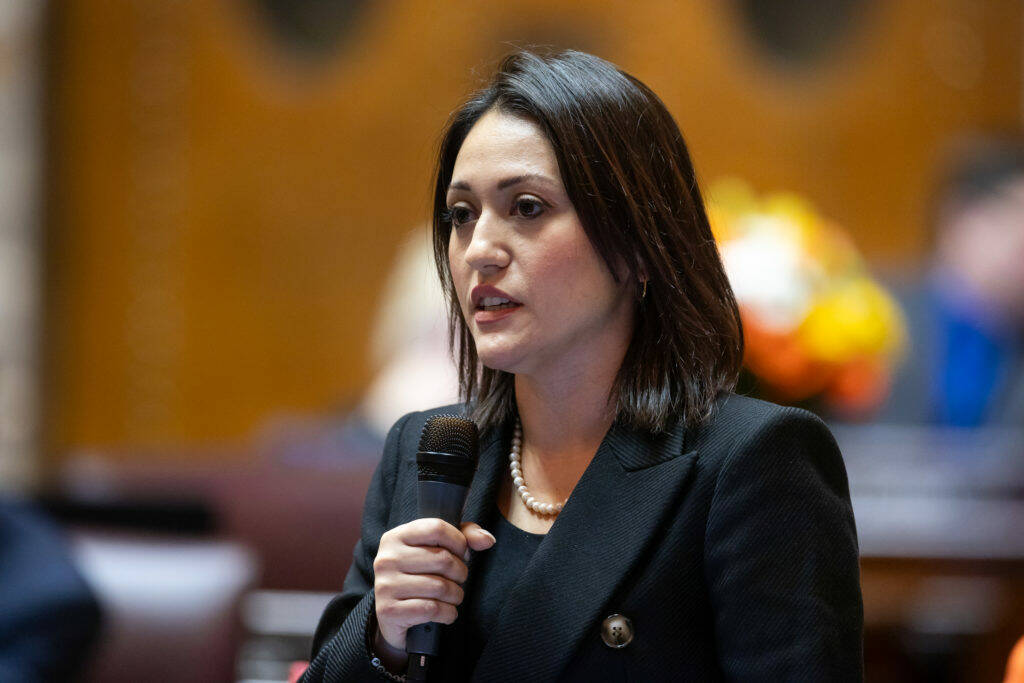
357 230 462 441
255 230 460 468
302 49 862 682
0 500 101 681
884 136 1024 426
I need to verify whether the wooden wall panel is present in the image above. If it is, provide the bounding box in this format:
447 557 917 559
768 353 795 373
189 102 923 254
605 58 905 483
43 0 1021 460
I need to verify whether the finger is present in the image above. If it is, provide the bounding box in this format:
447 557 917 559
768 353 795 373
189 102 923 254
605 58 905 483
391 599 459 628
394 544 469 584
387 574 465 605
396 518 468 558
461 522 496 552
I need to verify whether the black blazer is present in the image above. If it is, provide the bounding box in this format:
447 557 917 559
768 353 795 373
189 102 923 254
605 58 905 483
303 393 863 681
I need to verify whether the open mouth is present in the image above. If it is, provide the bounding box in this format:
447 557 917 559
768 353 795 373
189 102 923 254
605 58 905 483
477 296 521 312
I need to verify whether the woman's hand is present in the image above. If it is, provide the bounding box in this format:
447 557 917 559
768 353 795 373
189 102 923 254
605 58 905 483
373 519 496 652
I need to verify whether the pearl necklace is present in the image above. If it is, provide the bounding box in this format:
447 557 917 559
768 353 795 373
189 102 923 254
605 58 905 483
509 418 565 516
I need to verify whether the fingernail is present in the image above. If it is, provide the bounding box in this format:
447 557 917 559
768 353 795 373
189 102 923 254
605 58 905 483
480 529 496 544
463 549 472 562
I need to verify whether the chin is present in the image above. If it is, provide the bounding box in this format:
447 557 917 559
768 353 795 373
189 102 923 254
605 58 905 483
474 341 527 375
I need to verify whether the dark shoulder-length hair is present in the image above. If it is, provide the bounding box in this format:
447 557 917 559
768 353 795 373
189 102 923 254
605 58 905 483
431 49 743 433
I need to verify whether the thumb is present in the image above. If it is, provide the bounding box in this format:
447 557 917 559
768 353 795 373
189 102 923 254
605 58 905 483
461 521 496 553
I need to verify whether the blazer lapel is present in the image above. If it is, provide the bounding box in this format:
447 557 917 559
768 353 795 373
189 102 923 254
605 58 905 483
460 420 508 532
470 419 698 682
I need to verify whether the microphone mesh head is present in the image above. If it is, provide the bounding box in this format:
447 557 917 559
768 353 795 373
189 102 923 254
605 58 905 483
417 414 479 462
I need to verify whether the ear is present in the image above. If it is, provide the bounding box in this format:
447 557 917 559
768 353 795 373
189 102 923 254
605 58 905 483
632 258 649 301
607 253 631 283
635 257 649 287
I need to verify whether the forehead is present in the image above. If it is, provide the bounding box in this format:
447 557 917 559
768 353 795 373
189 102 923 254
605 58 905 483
452 109 559 180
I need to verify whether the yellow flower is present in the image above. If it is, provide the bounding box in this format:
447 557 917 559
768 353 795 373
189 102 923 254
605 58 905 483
798 278 907 364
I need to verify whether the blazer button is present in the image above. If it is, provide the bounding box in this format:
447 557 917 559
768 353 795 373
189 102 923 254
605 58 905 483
600 614 634 649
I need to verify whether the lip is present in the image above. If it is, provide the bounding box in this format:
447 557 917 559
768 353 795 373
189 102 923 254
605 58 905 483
474 306 520 324
470 285 523 324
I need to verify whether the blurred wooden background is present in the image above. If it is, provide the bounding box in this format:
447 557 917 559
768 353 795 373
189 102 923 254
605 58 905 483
42 0 1022 461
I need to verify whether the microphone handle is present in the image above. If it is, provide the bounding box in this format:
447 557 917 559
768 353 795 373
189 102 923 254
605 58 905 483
405 480 469 658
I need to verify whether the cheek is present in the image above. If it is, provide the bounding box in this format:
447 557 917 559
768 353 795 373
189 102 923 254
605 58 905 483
539 238 617 308
447 244 468 305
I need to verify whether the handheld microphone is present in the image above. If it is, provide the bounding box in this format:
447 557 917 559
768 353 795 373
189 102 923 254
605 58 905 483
405 414 479 682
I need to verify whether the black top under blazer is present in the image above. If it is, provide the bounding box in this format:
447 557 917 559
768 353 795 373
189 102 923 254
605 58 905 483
303 393 864 682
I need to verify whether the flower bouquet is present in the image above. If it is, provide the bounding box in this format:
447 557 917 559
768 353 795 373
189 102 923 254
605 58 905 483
707 178 907 419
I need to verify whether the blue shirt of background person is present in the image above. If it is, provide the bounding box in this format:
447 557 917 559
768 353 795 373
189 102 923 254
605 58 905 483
925 136 1024 427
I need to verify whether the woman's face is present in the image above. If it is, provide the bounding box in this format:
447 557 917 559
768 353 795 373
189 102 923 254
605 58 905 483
446 108 634 380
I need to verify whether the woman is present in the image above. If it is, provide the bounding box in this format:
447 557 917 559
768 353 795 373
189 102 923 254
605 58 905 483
303 49 862 682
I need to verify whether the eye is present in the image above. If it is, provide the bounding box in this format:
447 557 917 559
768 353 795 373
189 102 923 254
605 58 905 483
513 196 546 219
443 205 476 228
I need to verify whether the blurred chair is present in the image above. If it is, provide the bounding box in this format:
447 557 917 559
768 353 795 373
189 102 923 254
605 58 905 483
836 423 1024 682
72 532 257 683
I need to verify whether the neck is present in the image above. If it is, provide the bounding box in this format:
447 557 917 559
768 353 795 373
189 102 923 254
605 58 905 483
513 353 622 460
509 285 635 460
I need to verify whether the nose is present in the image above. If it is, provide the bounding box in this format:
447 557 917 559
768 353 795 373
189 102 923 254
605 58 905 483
462 209 511 273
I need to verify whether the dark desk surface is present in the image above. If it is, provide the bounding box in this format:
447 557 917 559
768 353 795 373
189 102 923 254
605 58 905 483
832 424 1024 561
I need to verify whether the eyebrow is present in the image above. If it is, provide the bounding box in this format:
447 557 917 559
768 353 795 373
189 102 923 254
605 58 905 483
447 173 557 194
